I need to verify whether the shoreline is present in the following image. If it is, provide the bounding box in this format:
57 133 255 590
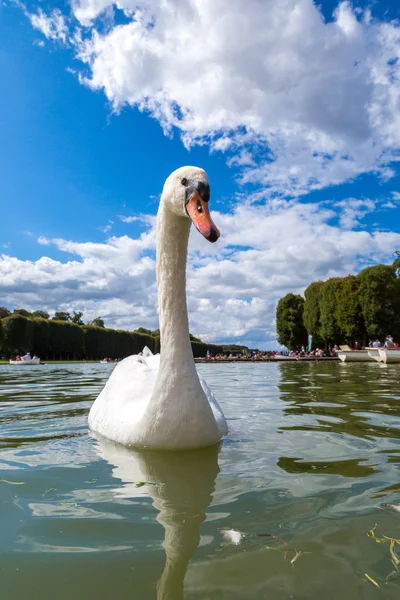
194 356 340 363
0 357 340 365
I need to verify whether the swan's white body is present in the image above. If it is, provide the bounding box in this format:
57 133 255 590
89 166 228 449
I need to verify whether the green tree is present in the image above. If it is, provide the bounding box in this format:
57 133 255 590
136 327 153 335
91 317 105 328
303 281 324 345
31 310 50 319
189 333 202 342
320 277 343 344
31 318 50 357
393 250 400 277
71 311 84 325
276 293 308 350
53 311 71 322
13 308 31 317
320 278 342 344
0 318 3 355
2 315 34 355
0 306 11 319
335 275 365 344
358 264 400 339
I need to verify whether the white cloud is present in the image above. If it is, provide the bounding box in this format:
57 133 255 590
118 214 155 225
28 8 68 43
1 199 399 348
24 0 400 195
100 220 114 233
336 198 376 229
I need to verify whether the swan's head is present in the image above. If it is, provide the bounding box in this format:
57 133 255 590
162 166 220 243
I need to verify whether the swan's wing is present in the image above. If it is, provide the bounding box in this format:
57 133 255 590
198 374 228 436
88 353 159 443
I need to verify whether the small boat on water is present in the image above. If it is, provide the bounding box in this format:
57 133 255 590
367 348 383 362
337 345 375 362
9 358 41 365
377 349 400 364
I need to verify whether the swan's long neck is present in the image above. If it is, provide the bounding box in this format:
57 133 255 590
156 202 193 367
143 197 219 449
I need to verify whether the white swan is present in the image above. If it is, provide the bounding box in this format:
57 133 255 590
89 166 228 449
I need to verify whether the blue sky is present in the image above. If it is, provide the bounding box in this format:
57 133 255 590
1 0 400 348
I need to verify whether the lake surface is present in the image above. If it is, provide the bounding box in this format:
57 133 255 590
1 362 399 599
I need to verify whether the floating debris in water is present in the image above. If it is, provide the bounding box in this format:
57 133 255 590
217 528 311 567
135 481 165 488
367 524 400 583
381 503 400 514
364 573 381 589
389 538 400 569
290 550 311 566
222 529 244 545
257 533 287 546
0 479 25 485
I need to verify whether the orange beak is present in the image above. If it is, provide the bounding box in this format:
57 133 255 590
185 191 220 243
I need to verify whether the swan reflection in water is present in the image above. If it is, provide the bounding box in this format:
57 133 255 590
95 436 221 600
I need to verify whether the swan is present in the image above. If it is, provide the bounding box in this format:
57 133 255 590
89 166 228 449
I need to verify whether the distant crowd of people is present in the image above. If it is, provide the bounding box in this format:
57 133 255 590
204 346 337 360
204 335 399 361
12 352 39 362
365 335 399 349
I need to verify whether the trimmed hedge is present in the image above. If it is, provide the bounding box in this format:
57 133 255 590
0 315 220 359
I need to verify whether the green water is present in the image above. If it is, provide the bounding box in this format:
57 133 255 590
0 362 399 599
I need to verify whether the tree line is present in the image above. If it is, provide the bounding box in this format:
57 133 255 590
276 256 400 351
0 310 224 360
0 307 105 328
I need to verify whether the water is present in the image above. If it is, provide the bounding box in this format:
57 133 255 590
1 362 400 599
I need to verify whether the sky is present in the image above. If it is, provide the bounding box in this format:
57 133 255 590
1 0 400 349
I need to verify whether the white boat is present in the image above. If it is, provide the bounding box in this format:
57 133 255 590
9 358 41 365
378 348 400 363
337 350 374 362
367 348 383 362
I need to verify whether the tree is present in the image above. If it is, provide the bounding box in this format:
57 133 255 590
276 293 308 350
319 278 343 345
0 306 11 319
136 327 153 335
303 281 324 345
13 308 31 317
335 275 365 344
189 333 202 342
53 311 71 322
2 315 34 355
393 250 400 277
91 317 105 328
31 310 50 319
358 264 400 339
71 311 84 325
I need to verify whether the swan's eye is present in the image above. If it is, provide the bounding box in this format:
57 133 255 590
181 178 188 187
197 199 203 213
